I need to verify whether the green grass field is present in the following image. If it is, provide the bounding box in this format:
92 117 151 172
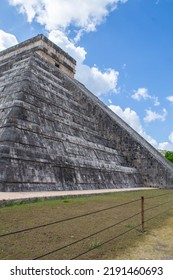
0 188 173 260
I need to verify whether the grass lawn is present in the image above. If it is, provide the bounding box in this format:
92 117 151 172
0 188 173 260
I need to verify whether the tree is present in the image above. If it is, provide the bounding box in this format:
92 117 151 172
165 151 173 164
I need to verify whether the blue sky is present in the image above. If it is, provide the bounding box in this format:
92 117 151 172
0 0 173 150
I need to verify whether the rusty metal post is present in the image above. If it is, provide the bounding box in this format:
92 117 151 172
141 196 144 233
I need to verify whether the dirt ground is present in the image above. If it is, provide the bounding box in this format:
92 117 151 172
0 188 172 260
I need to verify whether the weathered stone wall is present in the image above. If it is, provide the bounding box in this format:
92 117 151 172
0 36 173 191
0 50 144 191
67 79 173 188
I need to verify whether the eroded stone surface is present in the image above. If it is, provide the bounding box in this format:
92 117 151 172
0 35 173 191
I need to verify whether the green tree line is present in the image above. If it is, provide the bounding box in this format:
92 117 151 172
165 151 173 164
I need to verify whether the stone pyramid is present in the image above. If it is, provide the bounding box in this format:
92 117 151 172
0 34 173 191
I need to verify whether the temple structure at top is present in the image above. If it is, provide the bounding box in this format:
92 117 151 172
0 34 76 78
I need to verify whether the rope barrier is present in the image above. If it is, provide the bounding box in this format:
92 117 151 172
0 198 140 238
72 205 173 260
144 206 173 224
144 198 173 212
144 192 172 200
71 223 141 260
1 190 173 260
33 211 141 260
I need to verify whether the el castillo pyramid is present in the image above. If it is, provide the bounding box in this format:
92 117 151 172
0 34 173 192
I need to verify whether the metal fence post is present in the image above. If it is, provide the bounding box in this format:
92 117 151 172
141 196 144 233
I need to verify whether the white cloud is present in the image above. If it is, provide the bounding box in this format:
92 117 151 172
9 0 127 33
143 108 167 123
158 131 173 151
108 105 157 147
49 30 119 96
108 105 142 132
49 30 86 63
76 64 119 95
169 131 173 144
0 29 18 51
166 96 173 103
131 87 160 106
131 87 150 101
158 142 173 151
9 0 42 22
153 96 160 106
8 1 123 96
